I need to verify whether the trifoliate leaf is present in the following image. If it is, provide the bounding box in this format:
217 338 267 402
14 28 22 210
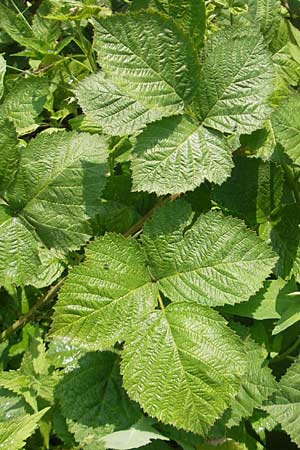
121 302 247 436
131 115 233 195
192 28 275 134
0 408 50 450
56 352 140 436
75 72 162 136
51 234 158 350
94 11 200 115
264 357 300 446
271 94 300 165
130 0 206 51
0 76 48 135
142 200 277 307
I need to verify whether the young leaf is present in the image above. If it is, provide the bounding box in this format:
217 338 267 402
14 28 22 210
75 72 162 136
142 200 277 306
192 28 275 134
131 115 233 195
121 302 247 436
264 357 300 446
94 10 200 114
51 234 158 350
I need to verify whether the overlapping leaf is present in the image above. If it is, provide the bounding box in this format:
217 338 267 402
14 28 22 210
142 200 277 306
121 302 247 435
0 117 19 194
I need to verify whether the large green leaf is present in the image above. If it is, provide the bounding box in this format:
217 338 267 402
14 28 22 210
94 10 200 114
192 28 275 134
0 130 108 286
264 357 300 446
0 408 49 450
271 94 300 165
130 0 206 51
0 76 48 135
131 115 233 195
75 72 162 136
51 234 158 350
121 302 247 435
142 200 277 306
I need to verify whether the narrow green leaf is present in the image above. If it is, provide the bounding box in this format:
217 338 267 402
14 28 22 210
0 117 20 194
131 115 233 195
121 302 247 435
0 55 6 100
51 234 158 350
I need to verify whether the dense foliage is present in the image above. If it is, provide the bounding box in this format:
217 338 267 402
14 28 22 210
1 0 300 449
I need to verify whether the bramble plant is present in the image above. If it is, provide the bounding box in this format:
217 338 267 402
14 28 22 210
1 0 300 449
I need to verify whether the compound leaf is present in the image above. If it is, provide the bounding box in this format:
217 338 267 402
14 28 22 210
142 200 277 307
131 115 233 195
51 234 158 350
121 302 247 436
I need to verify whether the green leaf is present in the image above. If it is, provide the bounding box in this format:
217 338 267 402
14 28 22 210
131 115 233 195
0 55 5 100
142 200 277 306
102 417 169 449
212 156 284 227
56 352 140 436
130 0 206 52
94 10 200 114
121 302 247 435
192 28 275 134
272 293 300 335
0 130 108 286
248 0 282 43
264 356 300 446
0 389 27 422
271 94 300 165
0 118 20 194
51 234 158 350
75 72 162 136
0 76 48 135
0 408 50 450
224 329 277 427
223 278 298 320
